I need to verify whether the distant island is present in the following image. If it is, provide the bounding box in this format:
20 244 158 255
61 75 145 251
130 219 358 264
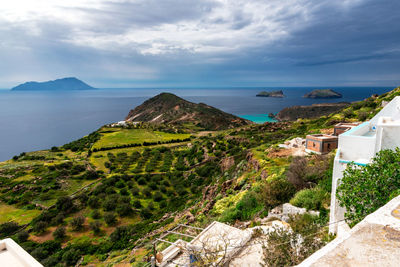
11 77 95 91
303 89 342 99
256 90 284 98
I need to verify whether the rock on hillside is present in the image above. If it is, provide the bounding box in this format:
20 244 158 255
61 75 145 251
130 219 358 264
125 93 252 130
303 89 342 98
277 102 350 121
11 77 95 91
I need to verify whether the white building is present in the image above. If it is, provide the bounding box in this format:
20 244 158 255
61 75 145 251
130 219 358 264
329 96 400 235
0 238 43 267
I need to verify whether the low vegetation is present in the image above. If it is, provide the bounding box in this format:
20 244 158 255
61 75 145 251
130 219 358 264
0 87 399 266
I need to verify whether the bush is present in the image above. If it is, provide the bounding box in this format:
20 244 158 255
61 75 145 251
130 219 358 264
116 203 133 217
103 198 117 211
90 221 102 235
91 209 101 219
53 227 66 240
0 222 20 237
62 248 81 266
33 221 48 234
263 215 325 266
104 212 117 226
357 111 368 121
290 187 328 211
153 191 163 202
220 191 261 222
140 208 152 219
133 200 142 208
88 196 101 209
261 177 296 209
70 216 85 231
337 148 400 226
56 196 74 212
16 230 29 242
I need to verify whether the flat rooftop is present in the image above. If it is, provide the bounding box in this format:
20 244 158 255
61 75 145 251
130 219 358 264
300 195 400 266
0 238 42 267
335 122 360 127
306 134 338 140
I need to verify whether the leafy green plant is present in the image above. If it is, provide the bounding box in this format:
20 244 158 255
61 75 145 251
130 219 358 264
290 187 328 211
337 148 400 226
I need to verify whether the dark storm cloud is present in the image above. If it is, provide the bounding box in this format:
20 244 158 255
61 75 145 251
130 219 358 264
0 0 399 88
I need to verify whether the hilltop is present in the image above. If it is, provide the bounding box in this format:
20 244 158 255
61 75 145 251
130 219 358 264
303 89 342 98
256 90 284 98
125 92 252 130
11 77 95 91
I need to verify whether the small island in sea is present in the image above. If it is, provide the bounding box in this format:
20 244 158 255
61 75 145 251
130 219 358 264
256 90 284 98
303 88 342 98
11 77 95 91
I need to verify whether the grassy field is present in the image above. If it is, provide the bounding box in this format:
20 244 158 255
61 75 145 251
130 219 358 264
0 203 41 224
92 128 191 149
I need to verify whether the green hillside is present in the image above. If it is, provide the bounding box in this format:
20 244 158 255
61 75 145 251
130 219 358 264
0 87 398 266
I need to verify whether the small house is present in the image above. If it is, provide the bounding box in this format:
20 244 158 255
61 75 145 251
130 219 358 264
333 122 360 136
305 134 338 154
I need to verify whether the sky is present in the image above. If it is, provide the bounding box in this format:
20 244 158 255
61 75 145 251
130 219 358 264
0 0 399 88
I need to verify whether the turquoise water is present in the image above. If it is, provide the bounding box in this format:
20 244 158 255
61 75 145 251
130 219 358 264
239 114 277 123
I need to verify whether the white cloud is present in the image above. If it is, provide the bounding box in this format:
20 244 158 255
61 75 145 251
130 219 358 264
1 0 357 56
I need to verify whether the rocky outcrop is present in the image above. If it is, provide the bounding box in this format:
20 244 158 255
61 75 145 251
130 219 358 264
265 203 320 222
277 102 350 121
220 156 235 171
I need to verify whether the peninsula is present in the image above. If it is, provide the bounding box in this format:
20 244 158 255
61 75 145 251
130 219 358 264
11 77 95 91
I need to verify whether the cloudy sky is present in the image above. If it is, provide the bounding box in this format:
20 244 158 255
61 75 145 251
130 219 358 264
1 0 399 88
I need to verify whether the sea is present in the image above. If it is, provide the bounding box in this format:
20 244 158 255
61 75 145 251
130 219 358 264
0 87 393 161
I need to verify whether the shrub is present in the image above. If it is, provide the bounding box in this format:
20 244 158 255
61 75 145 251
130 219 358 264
53 227 66 240
16 230 29 242
103 198 117 211
133 200 142 208
263 215 325 266
90 221 102 235
290 187 328 211
55 196 74 212
116 203 133 217
33 221 48 234
62 248 81 266
337 148 400 226
220 191 261 222
357 111 368 121
88 196 101 209
104 212 117 226
131 186 140 196
70 216 85 231
91 209 101 219
140 208 152 219
0 222 20 237
153 191 163 202
261 177 296 209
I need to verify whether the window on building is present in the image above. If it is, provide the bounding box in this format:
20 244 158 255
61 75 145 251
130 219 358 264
327 143 331 149
313 142 316 147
